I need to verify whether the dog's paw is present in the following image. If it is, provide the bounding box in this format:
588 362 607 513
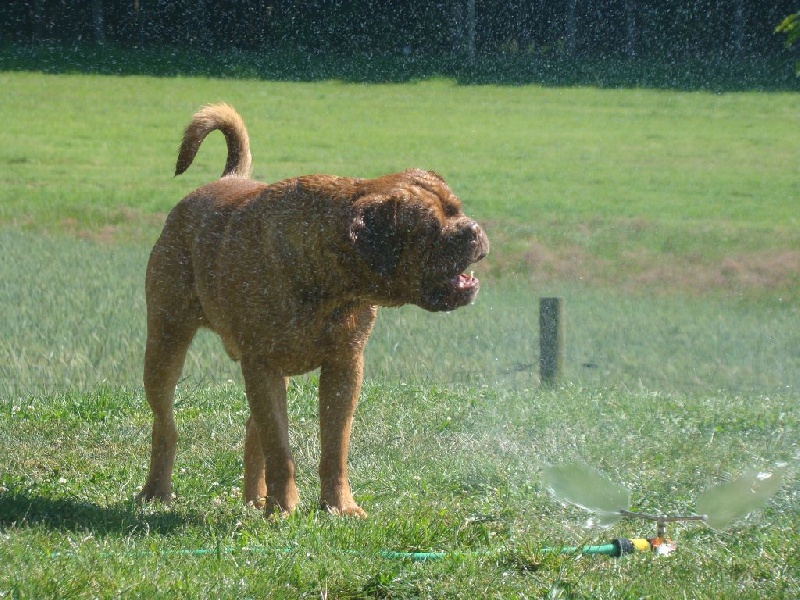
253 490 300 519
135 485 173 504
321 499 368 518
247 496 268 510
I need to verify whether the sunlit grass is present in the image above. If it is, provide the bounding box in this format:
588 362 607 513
1 72 798 295
1 71 798 597
1 381 797 597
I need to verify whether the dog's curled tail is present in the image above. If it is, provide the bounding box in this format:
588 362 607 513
175 103 252 179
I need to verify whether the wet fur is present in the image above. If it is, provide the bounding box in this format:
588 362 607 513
138 103 489 517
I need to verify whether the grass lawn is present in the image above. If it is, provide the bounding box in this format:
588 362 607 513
2 382 797 597
0 70 798 597
1 70 798 293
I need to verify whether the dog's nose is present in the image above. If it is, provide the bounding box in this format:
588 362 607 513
468 221 489 260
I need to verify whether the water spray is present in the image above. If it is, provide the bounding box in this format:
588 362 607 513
541 462 787 557
48 463 786 562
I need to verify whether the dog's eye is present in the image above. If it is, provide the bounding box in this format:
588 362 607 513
441 202 461 219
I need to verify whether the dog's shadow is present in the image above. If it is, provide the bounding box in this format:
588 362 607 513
0 490 199 536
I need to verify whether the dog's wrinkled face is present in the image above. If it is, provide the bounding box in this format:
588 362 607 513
416 212 488 311
350 170 489 311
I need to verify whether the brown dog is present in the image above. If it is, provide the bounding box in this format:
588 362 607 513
138 104 489 517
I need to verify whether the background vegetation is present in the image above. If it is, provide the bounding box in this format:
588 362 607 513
0 54 798 598
2 0 797 63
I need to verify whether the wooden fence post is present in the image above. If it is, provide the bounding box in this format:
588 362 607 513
540 297 564 385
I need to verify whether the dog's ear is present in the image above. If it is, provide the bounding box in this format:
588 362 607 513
349 199 403 277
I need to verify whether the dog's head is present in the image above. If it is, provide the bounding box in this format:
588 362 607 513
349 169 489 312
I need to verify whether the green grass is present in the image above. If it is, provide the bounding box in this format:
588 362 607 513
1 71 798 294
1 70 798 597
1 383 797 597
3 230 797 399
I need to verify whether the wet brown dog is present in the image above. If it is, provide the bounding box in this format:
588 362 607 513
138 104 489 517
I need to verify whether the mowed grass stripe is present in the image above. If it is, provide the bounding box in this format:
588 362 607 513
1 73 797 247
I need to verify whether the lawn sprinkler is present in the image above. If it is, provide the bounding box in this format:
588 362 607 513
47 463 787 564
542 462 787 557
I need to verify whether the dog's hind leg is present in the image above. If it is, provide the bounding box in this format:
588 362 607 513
243 415 268 506
137 314 198 503
137 250 203 503
241 359 299 515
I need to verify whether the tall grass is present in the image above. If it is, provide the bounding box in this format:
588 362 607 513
2 229 797 399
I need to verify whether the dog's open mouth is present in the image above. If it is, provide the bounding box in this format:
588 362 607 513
421 268 480 312
452 271 478 291
418 226 489 312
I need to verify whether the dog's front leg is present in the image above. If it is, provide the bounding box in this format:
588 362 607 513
241 359 299 516
318 356 367 517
